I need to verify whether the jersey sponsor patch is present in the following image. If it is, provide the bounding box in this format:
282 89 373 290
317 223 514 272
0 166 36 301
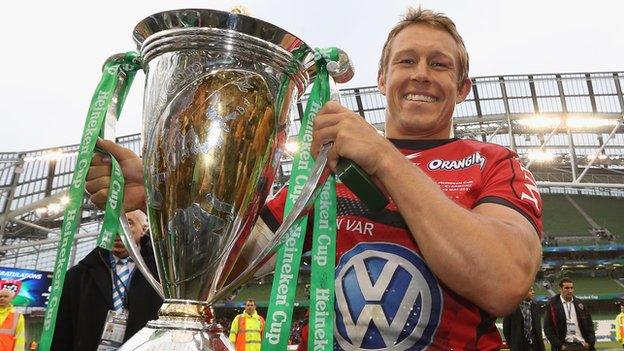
427 151 485 171
334 243 443 351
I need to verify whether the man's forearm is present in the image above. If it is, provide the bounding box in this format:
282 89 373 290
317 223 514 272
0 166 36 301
375 151 541 315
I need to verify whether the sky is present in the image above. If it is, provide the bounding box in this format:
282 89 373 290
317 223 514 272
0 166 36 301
1 0 622 152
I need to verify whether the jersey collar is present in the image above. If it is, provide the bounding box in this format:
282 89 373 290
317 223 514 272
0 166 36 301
389 138 459 151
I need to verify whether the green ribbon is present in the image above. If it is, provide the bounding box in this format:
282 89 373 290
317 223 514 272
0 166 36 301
39 52 140 351
308 175 337 351
262 48 338 351
95 152 125 250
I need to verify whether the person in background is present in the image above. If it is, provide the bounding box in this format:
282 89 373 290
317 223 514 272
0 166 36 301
544 277 595 351
0 289 24 351
615 303 624 349
503 286 545 350
229 299 265 351
51 210 162 350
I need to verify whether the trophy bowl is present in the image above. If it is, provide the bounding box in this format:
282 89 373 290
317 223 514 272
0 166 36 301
118 8 316 350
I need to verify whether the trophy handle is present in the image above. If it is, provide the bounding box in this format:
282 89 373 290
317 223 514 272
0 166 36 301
210 144 332 303
118 213 165 299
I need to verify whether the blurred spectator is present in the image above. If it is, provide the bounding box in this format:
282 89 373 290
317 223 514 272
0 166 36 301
615 304 624 349
0 289 25 351
544 277 595 351
229 299 264 351
51 210 162 350
503 286 545 350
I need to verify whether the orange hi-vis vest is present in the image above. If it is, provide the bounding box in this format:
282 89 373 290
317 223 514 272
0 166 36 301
616 312 624 342
0 311 19 350
229 311 265 351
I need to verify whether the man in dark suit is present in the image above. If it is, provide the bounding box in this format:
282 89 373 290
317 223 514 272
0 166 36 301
503 286 545 350
543 277 595 351
51 210 163 350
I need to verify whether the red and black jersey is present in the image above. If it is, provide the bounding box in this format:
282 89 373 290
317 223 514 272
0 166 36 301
262 138 543 351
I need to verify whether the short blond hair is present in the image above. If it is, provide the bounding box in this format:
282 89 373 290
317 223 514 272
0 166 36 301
378 7 470 87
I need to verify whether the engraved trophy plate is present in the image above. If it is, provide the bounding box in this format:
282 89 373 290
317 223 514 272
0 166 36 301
118 9 315 350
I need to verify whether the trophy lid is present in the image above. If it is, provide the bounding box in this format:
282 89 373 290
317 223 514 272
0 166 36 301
133 8 312 63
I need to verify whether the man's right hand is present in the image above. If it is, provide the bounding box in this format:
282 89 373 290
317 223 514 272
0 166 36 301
85 139 146 211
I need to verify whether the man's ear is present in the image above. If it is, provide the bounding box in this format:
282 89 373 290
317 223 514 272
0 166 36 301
456 78 472 104
377 70 386 96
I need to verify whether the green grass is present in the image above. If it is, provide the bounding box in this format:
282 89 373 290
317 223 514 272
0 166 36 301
571 277 624 295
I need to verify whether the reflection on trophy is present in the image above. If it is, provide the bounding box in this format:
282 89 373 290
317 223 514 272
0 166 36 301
117 8 317 350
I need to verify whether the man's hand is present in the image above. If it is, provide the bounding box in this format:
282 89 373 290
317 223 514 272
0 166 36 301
311 101 396 177
85 139 146 211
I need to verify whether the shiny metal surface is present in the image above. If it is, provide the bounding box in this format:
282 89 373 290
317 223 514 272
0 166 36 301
120 8 315 350
211 144 331 302
120 301 231 350
137 8 314 305
326 48 354 84
143 68 279 303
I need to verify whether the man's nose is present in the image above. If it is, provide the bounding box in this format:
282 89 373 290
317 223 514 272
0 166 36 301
410 60 431 83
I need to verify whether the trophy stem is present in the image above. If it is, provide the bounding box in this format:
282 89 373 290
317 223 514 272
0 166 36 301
121 300 233 351
148 300 211 328
151 300 226 335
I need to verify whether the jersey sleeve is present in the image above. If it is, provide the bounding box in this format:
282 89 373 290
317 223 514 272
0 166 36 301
474 148 543 236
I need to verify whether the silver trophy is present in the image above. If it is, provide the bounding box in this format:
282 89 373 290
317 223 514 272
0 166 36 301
110 8 352 351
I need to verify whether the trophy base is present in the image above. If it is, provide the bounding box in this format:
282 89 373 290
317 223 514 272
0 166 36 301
120 301 234 351
119 319 233 351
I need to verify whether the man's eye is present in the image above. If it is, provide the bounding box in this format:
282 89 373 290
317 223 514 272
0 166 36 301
399 59 415 64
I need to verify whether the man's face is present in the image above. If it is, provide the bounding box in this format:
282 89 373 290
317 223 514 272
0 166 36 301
525 286 535 301
112 210 147 259
244 301 256 315
560 282 574 300
378 23 471 139
0 290 14 308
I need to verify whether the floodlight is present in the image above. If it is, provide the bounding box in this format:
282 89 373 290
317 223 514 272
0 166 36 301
516 116 561 129
47 203 62 214
566 116 618 129
527 151 556 162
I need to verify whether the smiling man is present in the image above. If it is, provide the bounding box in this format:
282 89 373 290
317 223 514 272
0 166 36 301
263 7 544 350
